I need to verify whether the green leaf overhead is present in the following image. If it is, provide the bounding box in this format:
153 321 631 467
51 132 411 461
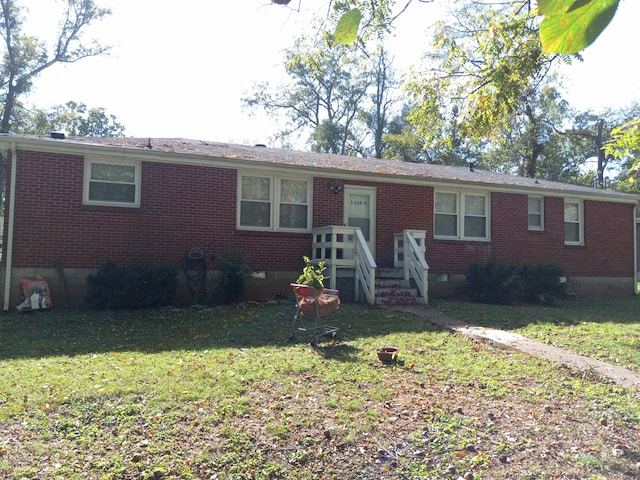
334 8 362 44
539 0 620 53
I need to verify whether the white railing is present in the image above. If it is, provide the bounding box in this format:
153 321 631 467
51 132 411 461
394 230 426 267
311 226 377 305
396 230 429 303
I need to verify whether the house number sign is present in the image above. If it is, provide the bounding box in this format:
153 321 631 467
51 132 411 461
350 195 369 217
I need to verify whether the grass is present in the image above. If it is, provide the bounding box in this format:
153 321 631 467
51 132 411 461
431 296 640 372
0 299 639 479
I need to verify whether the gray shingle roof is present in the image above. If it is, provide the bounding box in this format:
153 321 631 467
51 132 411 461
4 134 639 202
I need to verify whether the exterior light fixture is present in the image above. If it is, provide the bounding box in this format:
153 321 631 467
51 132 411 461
328 182 343 194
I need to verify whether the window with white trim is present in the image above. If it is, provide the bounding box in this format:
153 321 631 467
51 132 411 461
434 190 489 240
528 196 544 230
238 173 311 231
84 158 141 207
564 199 583 245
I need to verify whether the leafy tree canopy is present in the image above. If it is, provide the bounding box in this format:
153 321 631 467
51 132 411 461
243 21 400 157
15 100 125 137
0 0 111 133
271 0 638 184
326 0 621 54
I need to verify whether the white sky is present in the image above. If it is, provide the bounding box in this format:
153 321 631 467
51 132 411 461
21 0 640 146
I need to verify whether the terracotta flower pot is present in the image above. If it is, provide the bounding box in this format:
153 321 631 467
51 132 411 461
376 347 399 363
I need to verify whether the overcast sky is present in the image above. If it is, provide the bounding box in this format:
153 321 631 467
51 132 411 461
21 0 640 146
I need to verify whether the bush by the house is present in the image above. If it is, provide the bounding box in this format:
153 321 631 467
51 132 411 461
211 250 252 305
465 263 523 304
519 263 567 304
465 262 566 305
86 262 178 309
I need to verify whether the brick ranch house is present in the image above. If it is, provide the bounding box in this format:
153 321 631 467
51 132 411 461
0 134 638 310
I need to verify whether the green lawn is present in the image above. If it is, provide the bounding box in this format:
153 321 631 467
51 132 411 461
0 300 638 479
431 296 640 373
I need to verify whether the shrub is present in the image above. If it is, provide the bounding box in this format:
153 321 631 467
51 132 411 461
465 263 523 304
519 263 567 304
86 262 178 309
465 262 566 305
211 250 252 305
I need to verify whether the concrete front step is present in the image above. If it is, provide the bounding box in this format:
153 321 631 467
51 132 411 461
372 268 424 306
376 294 424 306
376 286 418 297
375 281 423 306
376 267 404 279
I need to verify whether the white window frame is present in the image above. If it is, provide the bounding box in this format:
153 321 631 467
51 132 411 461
83 158 141 207
434 190 490 241
237 172 312 232
564 198 584 245
528 196 544 231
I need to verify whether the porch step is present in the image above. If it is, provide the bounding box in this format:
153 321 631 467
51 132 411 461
375 270 424 306
376 267 405 279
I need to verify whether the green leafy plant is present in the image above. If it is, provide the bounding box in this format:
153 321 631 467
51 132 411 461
211 249 252 305
295 256 326 289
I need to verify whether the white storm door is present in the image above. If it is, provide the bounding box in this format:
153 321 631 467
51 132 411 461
343 186 376 255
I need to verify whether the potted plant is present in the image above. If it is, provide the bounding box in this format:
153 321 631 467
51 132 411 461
296 256 326 294
294 256 339 316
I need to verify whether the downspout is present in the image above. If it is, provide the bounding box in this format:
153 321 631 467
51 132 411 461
634 206 638 295
3 141 17 311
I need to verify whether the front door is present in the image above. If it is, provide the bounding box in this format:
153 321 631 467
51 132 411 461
343 186 376 255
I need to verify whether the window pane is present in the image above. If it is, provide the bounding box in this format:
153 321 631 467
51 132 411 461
565 222 579 243
528 197 542 229
528 214 542 228
242 176 270 201
528 197 542 214
240 201 271 227
464 216 486 238
564 202 579 222
349 194 370 217
435 192 457 214
280 204 308 228
465 195 485 216
89 183 135 203
280 179 307 204
435 214 457 236
91 163 135 183
348 217 371 241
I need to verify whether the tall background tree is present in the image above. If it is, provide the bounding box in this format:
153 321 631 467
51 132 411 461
267 0 638 188
244 31 400 157
0 0 111 133
14 100 124 137
404 0 576 177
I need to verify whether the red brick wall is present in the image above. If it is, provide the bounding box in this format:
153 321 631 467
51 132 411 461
312 178 431 268
426 192 635 277
4 150 636 281
5 150 312 272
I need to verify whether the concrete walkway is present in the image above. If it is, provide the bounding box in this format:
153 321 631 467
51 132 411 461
392 306 640 390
